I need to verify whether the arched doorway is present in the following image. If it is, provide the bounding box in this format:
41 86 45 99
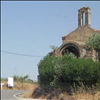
61 43 80 58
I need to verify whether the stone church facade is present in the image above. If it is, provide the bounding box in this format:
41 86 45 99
49 7 100 61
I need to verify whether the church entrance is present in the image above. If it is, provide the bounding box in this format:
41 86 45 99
61 43 80 58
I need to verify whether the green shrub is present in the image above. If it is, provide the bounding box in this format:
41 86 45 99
38 54 58 86
38 53 100 88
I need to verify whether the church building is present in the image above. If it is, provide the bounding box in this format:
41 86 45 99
49 7 100 61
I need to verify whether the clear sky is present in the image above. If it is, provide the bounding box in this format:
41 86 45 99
1 1 100 81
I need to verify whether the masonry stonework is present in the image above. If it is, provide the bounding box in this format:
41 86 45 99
49 7 100 61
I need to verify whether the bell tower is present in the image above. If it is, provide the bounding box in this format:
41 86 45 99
78 7 91 27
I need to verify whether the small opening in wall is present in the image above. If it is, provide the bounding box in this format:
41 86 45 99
82 12 85 25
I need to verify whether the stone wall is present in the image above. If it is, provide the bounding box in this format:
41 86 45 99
62 26 100 44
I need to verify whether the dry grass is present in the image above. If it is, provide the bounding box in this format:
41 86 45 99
23 86 100 100
1 81 100 100
23 83 100 100
1 81 37 90
95 92 100 100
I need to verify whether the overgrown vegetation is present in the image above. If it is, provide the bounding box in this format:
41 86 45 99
85 33 100 60
85 33 100 50
38 53 100 94
36 33 100 99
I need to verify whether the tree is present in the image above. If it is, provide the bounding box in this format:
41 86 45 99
85 33 100 50
13 75 29 83
85 33 100 61
49 45 58 50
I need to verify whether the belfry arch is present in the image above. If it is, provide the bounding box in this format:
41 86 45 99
61 43 80 58
78 7 90 26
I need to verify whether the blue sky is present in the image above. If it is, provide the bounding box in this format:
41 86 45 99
1 1 100 81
